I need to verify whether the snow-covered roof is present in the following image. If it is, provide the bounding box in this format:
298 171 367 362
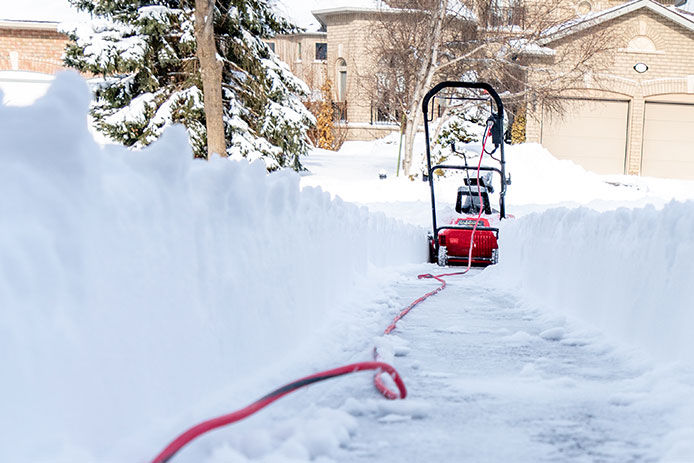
312 6 390 29
540 0 694 45
0 18 60 31
274 0 475 32
273 0 388 31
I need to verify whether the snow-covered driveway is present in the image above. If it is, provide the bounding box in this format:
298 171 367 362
322 269 671 462
211 266 686 463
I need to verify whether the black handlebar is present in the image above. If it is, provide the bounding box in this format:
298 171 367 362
422 81 504 118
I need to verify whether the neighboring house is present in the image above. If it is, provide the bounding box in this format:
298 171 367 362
0 19 70 105
272 0 694 179
525 0 694 179
270 5 400 141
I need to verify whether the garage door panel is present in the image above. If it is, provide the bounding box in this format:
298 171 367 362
541 99 629 175
642 102 694 180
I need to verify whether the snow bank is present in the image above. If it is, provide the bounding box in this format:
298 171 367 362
488 202 694 364
0 72 424 463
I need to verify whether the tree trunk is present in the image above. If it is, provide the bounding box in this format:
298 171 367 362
401 0 448 176
402 112 418 176
194 0 226 158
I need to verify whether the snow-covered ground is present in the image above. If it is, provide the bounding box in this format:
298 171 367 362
2 73 694 462
0 73 422 462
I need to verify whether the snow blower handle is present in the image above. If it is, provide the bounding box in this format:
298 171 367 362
422 81 504 121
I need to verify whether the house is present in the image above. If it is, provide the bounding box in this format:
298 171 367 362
272 0 694 179
270 4 403 141
0 19 70 105
525 0 694 179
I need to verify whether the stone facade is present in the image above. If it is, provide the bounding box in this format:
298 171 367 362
271 31 329 96
270 9 401 141
0 20 69 74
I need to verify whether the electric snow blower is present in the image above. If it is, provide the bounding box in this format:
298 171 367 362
423 81 511 267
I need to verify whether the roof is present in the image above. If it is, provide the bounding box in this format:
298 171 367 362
540 0 694 45
312 6 388 29
274 0 388 32
0 19 60 31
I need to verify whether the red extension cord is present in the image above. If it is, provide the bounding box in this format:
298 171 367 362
149 124 494 463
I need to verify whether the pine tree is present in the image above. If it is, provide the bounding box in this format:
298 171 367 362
63 0 315 170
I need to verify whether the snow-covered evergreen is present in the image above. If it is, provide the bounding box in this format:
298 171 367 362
63 0 314 170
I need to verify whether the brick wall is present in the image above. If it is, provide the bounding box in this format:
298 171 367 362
0 26 69 74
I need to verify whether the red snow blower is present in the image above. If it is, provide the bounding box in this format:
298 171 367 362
423 82 511 267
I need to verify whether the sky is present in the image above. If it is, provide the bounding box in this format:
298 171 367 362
2 0 692 26
0 0 80 22
0 0 386 27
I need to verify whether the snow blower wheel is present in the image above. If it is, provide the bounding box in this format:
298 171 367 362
422 81 512 267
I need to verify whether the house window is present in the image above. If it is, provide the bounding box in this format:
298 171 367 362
333 102 347 122
297 42 302 61
339 71 347 100
268 42 275 53
488 0 525 27
371 104 400 125
336 58 347 101
315 42 327 61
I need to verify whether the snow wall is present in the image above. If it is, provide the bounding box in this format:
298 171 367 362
0 72 425 462
489 203 694 364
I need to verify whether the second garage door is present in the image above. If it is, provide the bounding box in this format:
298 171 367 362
541 98 629 175
642 101 694 180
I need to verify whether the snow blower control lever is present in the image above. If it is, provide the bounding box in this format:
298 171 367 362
488 113 504 151
422 81 510 267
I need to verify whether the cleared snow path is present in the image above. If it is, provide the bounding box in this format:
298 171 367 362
326 270 667 462
173 265 691 463
295 268 677 463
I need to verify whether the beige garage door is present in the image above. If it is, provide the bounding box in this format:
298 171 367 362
541 98 629 175
642 102 694 180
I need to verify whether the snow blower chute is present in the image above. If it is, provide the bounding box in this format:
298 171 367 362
423 81 511 267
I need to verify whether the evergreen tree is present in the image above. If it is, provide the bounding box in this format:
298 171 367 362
64 0 314 170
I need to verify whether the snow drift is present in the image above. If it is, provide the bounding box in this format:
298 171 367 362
489 202 694 364
0 72 424 462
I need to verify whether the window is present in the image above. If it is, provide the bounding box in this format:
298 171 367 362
333 102 347 122
339 71 347 100
371 104 400 125
297 42 302 61
268 42 275 53
315 42 327 61
336 58 347 101
488 0 525 27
